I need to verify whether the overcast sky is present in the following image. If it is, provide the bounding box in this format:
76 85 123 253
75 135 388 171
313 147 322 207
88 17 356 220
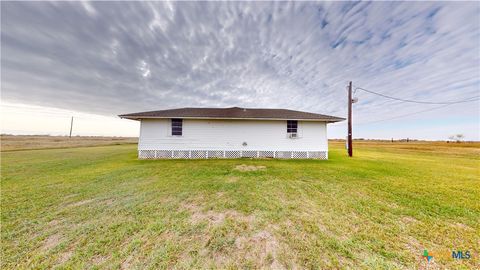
1 1 479 140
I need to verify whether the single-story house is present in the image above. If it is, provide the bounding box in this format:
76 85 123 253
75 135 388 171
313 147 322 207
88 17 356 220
119 107 344 159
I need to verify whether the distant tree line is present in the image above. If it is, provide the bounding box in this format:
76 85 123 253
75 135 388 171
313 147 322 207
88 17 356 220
448 134 465 143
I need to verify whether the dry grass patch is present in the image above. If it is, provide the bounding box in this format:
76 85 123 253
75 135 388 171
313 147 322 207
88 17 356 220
235 230 286 269
179 200 292 268
100 198 116 206
452 222 474 231
91 254 109 265
120 255 134 270
234 164 266 172
57 249 74 264
226 176 239 183
182 201 255 227
42 233 62 251
47 219 62 227
64 194 78 199
401 216 419 224
68 199 95 207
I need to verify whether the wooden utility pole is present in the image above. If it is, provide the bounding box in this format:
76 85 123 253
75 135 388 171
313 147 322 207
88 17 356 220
69 116 74 138
347 81 353 157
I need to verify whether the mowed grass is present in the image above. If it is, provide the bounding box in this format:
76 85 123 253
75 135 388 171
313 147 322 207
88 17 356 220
1 141 479 269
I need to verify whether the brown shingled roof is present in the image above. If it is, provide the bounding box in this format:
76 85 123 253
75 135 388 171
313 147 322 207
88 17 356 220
119 107 344 122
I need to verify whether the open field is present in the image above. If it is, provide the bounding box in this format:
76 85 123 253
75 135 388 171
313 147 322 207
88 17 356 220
0 135 137 152
1 141 479 269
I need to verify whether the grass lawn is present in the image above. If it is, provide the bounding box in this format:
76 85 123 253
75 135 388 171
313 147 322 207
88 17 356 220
1 141 479 269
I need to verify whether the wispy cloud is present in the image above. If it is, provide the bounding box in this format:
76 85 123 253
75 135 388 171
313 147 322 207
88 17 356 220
1 1 479 139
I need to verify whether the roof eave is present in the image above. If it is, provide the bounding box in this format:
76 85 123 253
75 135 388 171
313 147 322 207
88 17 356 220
119 115 345 122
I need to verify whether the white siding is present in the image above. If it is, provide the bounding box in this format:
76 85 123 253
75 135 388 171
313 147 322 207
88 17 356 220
139 119 328 152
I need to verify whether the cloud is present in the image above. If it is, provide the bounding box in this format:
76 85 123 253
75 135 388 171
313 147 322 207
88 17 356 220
1 1 479 138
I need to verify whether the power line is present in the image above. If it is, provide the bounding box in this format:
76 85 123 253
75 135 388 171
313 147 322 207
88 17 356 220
356 101 475 125
354 86 480 105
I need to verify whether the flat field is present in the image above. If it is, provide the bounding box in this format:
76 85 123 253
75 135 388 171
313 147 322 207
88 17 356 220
1 139 479 269
0 135 137 151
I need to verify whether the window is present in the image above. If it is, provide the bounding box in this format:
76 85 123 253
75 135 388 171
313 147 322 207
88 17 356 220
171 118 183 136
287 120 297 133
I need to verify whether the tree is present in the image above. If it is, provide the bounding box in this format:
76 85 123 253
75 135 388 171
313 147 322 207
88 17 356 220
455 134 465 143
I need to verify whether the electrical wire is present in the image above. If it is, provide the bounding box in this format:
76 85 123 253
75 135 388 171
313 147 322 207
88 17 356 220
356 100 480 125
354 86 480 105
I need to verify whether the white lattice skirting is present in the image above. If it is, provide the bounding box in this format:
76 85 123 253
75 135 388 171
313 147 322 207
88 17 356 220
138 150 328 160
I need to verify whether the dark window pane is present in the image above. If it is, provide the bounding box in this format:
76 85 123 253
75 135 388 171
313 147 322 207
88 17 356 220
171 118 183 135
287 120 297 133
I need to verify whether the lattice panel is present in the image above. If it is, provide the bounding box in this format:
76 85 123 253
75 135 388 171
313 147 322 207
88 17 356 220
258 151 275 158
156 150 172 158
225 151 241 158
191 150 207 159
139 150 328 159
207 150 224 158
276 151 292 159
241 151 257 158
139 150 156 159
292 151 308 159
309 151 327 159
173 150 189 159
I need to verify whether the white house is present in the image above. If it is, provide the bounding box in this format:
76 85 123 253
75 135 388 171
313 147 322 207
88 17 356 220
119 107 344 159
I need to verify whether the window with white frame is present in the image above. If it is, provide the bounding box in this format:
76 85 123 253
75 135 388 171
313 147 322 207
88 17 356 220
287 120 298 133
171 118 183 136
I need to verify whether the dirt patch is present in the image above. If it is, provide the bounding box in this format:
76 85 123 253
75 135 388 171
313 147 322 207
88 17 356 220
68 199 95 207
452 222 473 231
42 233 62 251
57 250 73 264
91 255 108 265
186 206 255 227
101 198 116 206
235 230 284 269
120 256 133 270
234 164 266 172
179 201 298 268
47 219 62 227
192 210 226 225
404 235 424 260
401 216 418 224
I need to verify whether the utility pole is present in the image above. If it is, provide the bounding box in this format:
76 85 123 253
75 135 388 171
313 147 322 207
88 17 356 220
347 81 353 157
69 116 74 138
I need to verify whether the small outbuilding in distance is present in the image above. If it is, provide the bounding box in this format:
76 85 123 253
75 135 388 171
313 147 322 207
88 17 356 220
119 107 344 159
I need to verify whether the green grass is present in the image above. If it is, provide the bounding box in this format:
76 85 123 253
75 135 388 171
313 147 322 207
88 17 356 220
1 142 479 269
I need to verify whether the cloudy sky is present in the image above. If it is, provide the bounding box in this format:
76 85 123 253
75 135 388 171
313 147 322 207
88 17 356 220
1 1 479 140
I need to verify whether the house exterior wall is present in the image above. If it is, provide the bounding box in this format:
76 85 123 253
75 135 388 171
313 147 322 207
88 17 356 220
137 119 329 159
